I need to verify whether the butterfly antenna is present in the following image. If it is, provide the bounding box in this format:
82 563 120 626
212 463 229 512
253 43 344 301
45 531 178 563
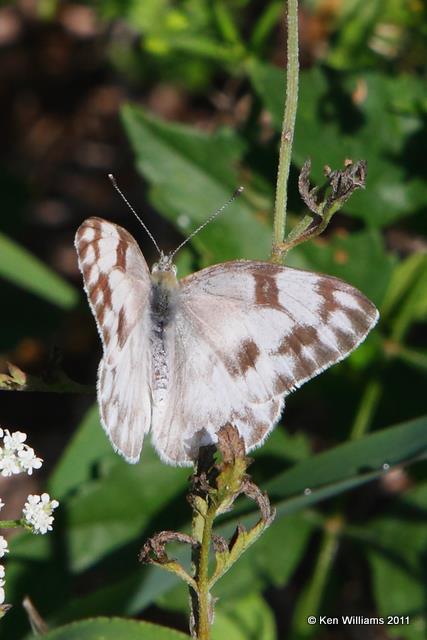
170 186 244 259
108 174 162 256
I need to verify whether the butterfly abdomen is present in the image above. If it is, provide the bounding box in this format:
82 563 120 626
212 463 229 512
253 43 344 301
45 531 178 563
149 271 179 406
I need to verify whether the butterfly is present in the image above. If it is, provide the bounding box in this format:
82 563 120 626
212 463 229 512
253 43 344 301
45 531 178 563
75 213 378 466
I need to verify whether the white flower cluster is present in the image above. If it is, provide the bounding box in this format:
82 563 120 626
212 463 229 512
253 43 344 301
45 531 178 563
0 429 43 477
22 494 59 535
0 427 60 609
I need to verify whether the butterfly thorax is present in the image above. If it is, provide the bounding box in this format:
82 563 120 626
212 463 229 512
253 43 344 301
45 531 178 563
150 269 178 321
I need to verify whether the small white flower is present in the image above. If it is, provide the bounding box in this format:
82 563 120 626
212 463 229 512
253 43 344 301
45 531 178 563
0 565 4 579
0 538 8 559
0 428 44 477
17 447 43 475
2 430 27 452
0 499 4 511
0 451 21 477
0 428 3 439
0 586 4 605
22 493 59 535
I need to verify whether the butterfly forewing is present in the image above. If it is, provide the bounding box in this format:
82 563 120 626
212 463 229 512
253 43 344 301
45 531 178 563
75 217 152 462
150 261 378 464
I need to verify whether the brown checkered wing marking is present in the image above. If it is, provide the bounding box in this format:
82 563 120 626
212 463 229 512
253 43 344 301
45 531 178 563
75 217 152 463
75 217 151 353
150 260 379 465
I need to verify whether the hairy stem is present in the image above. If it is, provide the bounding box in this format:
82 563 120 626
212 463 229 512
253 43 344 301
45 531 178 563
191 498 214 640
272 0 299 262
197 511 215 640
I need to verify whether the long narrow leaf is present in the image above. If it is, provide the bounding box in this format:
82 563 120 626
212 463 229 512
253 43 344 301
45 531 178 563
0 232 78 309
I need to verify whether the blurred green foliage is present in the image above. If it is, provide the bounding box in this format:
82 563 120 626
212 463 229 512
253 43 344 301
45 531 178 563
1 1 427 639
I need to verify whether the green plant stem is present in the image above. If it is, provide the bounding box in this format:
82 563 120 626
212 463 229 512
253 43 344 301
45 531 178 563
191 499 215 640
350 377 382 440
293 517 341 635
308 522 340 605
272 0 299 261
0 519 23 528
198 511 215 640
281 198 340 253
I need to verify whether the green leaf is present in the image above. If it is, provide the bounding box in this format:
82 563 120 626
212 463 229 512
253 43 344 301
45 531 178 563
287 229 395 306
247 60 284 133
213 512 312 599
264 415 427 511
159 34 243 63
252 427 312 472
48 404 113 499
4 529 71 639
41 617 189 639
0 231 78 309
121 104 272 262
385 253 427 342
53 564 184 623
249 62 427 226
326 0 383 69
64 446 189 572
212 593 276 640
367 483 427 639
381 253 427 320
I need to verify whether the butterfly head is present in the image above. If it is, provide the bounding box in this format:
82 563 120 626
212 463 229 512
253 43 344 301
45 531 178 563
151 252 177 276
151 252 178 289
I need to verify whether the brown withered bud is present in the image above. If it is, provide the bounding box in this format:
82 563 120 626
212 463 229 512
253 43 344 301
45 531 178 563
139 531 197 564
217 423 246 464
298 158 322 214
324 159 367 210
241 477 276 525
298 158 367 215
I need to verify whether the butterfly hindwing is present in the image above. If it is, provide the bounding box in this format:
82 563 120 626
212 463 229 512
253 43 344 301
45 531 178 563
75 217 152 462
151 261 378 464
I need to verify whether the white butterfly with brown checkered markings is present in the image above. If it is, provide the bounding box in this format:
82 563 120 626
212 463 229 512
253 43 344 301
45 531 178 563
75 216 378 465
